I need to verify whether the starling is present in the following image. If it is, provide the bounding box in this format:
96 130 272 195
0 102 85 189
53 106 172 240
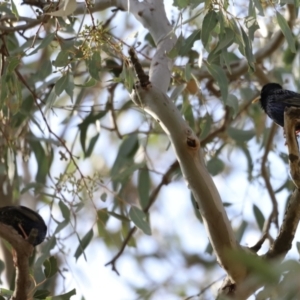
0 206 47 246
253 83 300 128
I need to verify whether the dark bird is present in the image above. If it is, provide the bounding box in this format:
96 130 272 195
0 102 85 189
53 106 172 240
0 206 47 246
253 83 300 128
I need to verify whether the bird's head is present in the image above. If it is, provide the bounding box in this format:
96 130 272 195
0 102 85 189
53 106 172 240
252 83 283 108
261 83 283 97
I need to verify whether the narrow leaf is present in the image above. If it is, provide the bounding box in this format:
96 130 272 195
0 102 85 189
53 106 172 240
78 110 107 154
85 133 100 158
240 26 255 70
54 220 68 234
106 211 130 222
55 74 69 96
215 27 234 52
206 63 228 102
97 209 109 236
74 229 94 261
111 135 139 178
7 57 20 72
201 10 218 48
179 30 201 56
253 0 264 15
228 128 255 142
28 33 55 56
87 52 101 80
276 12 296 53
226 94 239 117
138 168 150 210
43 256 58 278
65 73 74 100
253 204 265 231
59 200 70 221
10 0 19 19
53 50 69 67
34 290 51 299
235 220 247 242
129 206 151 235
46 289 76 300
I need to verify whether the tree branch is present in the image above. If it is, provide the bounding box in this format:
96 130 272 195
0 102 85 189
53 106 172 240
0 15 49 33
131 82 247 282
266 107 300 258
125 0 247 284
0 223 34 300
225 107 300 299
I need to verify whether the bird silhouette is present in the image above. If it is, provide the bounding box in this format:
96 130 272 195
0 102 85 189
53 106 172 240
0 206 47 246
253 83 300 129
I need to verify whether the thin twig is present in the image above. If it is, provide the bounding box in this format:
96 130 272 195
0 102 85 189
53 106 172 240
185 275 225 300
248 124 278 252
0 15 49 32
200 107 232 146
105 160 179 273
85 0 96 28
14 70 96 208
107 84 123 139
261 123 278 228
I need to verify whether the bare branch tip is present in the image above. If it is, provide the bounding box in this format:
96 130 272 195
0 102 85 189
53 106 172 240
128 47 150 88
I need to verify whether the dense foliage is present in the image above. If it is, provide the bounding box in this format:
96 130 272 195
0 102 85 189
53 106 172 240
0 0 300 299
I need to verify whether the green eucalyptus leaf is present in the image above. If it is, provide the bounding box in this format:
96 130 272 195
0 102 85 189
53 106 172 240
206 63 228 102
253 0 264 15
87 51 102 80
253 204 265 231
111 135 139 178
59 200 70 221
228 128 255 142
129 206 151 235
53 50 69 67
45 289 76 300
10 0 19 19
215 27 234 52
226 94 239 117
201 10 218 48
34 290 51 299
97 209 109 236
138 168 150 210
7 56 20 72
55 74 69 96
78 110 107 155
43 256 58 279
206 157 225 176
240 26 255 70
74 229 94 261
276 12 296 53
29 33 56 56
235 220 247 243
106 211 130 222
179 30 201 56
